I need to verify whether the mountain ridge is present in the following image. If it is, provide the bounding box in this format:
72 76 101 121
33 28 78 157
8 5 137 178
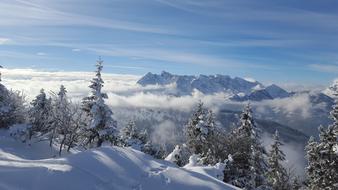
137 71 291 100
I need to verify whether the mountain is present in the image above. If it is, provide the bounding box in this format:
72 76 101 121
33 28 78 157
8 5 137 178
323 79 338 98
265 84 290 98
137 71 263 95
231 89 274 101
137 71 293 101
231 85 291 101
0 130 238 190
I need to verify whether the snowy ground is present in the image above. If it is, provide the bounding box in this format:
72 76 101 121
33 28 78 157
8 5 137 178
0 130 239 190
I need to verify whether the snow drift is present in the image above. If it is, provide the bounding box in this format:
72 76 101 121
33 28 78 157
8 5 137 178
0 143 238 190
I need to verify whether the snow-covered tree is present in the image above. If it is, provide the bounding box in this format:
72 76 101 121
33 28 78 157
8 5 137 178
0 84 26 128
120 120 148 149
82 59 118 148
185 102 216 164
267 130 290 190
49 85 77 155
306 125 337 189
305 136 320 189
225 104 269 189
305 90 338 189
28 89 53 139
142 140 166 159
64 104 88 152
317 125 338 189
121 121 137 143
291 177 302 190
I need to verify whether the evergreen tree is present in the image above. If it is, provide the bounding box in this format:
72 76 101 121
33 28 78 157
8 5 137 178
185 102 216 163
120 120 147 148
305 136 320 189
121 121 138 142
267 130 290 190
315 125 337 189
28 89 53 139
225 104 269 189
0 84 26 128
82 59 118 147
305 90 338 189
291 177 302 190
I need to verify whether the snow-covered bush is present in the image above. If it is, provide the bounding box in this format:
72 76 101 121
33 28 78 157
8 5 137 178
9 124 31 142
185 154 202 167
165 144 191 166
0 84 27 128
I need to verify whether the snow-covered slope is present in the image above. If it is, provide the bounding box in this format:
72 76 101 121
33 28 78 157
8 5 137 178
0 131 238 190
323 79 338 98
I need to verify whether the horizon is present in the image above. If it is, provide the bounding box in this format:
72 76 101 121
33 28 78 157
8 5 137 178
1 0 337 86
0 67 328 95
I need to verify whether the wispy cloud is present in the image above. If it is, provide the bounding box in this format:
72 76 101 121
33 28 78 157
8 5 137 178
0 37 11 45
72 48 81 52
87 46 272 69
36 52 47 56
308 64 338 74
0 50 51 60
0 0 176 35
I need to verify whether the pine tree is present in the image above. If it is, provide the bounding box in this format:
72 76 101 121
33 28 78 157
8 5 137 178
305 136 320 189
267 130 290 190
185 101 216 164
291 177 302 190
0 84 26 128
225 104 269 189
120 120 147 148
121 121 138 142
305 89 338 189
82 59 118 147
28 89 53 139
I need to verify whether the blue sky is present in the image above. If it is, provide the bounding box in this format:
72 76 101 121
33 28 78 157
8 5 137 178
0 0 338 85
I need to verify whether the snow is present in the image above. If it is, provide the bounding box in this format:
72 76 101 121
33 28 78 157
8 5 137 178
185 154 202 167
323 79 338 98
184 161 227 184
0 130 239 190
243 77 257 83
165 145 180 163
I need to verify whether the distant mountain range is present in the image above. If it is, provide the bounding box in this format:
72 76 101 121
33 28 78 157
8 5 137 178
137 71 333 103
138 71 263 95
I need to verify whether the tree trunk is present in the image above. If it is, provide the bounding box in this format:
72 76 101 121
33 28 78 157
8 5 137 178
59 135 66 156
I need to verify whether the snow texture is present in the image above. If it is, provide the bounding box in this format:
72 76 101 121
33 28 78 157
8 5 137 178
0 130 239 190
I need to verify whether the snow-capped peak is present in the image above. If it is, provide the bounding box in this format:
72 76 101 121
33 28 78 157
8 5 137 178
137 71 262 95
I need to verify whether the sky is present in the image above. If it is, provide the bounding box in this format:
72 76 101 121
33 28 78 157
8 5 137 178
0 0 338 85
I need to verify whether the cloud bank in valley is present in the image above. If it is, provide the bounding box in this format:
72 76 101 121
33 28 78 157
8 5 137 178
1 68 326 116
